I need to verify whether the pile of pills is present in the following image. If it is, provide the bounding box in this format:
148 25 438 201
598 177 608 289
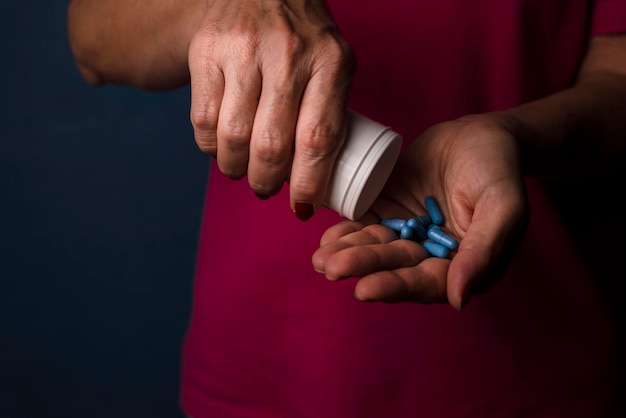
380 196 459 258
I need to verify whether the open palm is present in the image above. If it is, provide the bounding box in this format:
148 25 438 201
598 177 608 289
312 114 530 310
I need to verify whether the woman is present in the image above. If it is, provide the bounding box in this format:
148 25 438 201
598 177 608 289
68 1 626 416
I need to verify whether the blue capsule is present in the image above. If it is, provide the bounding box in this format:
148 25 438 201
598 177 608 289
381 218 406 231
426 226 458 250
424 196 444 225
400 226 415 240
407 215 431 229
381 204 460 256
423 241 450 258
410 224 428 241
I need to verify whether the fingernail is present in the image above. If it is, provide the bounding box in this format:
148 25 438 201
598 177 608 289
255 192 271 200
294 202 316 221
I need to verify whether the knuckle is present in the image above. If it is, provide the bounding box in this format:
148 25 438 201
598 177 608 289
228 27 260 57
297 121 342 158
313 35 357 81
322 34 349 57
189 29 219 63
190 108 218 133
319 34 354 64
265 33 305 77
195 137 216 155
255 130 292 167
221 118 253 152
190 109 218 155
192 24 259 69
281 32 306 57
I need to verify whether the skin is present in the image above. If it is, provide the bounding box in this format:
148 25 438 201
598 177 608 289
67 1 626 310
313 36 626 310
312 115 528 310
67 0 355 220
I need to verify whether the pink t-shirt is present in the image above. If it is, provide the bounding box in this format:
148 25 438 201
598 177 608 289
181 1 626 417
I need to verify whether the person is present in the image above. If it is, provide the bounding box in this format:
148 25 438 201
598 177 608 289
67 0 626 416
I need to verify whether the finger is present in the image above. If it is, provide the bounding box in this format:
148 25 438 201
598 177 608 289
354 259 450 304
246 50 302 197
290 95 346 220
189 35 224 157
323 239 430 281
447 189 527 310
216 50 262 179
312 223 397 273
289 42 353 220
318 213 380 245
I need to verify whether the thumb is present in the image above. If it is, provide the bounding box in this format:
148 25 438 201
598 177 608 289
447 195 528 310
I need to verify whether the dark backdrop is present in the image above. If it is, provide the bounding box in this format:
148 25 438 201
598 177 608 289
1 2 209 417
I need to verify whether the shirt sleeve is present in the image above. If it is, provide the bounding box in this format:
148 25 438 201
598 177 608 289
592 0 626 35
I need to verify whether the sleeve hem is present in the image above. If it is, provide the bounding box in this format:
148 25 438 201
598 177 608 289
592 0 626 35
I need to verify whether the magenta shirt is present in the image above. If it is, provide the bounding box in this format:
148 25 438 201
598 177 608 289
181 1 626 417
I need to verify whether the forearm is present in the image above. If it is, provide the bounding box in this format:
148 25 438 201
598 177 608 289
497 35 626 178
67 0 207 90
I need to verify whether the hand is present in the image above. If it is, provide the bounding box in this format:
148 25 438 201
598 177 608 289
312 114 530 310
188 0 355 220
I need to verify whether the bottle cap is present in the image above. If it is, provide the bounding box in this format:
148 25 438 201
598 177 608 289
325 112 402 220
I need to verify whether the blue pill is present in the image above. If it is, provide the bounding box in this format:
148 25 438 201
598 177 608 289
400 226 415 240
381 218 407 231
411 224 428 241
407 215 431 229
423 241 450 258
425 196 444 225
427 226 458 250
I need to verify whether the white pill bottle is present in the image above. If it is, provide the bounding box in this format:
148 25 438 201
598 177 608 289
324 111 403 220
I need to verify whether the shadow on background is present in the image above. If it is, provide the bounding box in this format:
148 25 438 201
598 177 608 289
1 2 209 417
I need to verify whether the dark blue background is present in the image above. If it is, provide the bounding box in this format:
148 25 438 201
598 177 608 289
1 2 209 417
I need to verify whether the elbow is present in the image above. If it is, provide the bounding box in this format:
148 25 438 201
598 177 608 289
67 0 106 86
66 0 190 91
73 61 105 86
